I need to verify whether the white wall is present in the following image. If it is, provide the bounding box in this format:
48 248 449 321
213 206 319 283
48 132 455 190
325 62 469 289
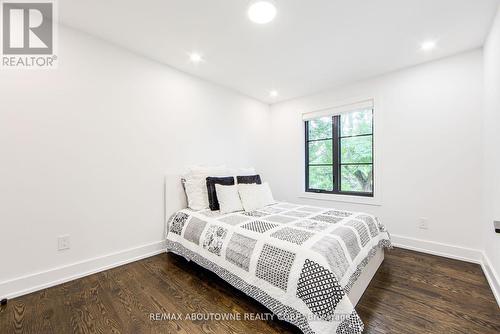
482 5 500 300
1 18 496 303
0 26 270 297
265 50 484 255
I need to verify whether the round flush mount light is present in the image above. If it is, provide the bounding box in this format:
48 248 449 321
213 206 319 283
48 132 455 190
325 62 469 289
420 40 437 51
189 52 203 63
269 90 278 98
248 1 277 24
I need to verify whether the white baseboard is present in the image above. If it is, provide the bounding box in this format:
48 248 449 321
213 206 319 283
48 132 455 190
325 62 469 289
392 234 499 307
481 253 500 307
2 235 498 309
0 240 166 300
391 234 483 263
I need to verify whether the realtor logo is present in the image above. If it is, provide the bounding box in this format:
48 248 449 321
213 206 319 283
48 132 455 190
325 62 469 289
1 0 57 68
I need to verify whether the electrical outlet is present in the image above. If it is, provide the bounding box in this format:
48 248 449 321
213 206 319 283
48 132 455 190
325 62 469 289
418 217 429 230
57 235 70 251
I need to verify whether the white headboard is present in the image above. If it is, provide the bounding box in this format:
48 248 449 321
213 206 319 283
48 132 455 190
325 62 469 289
164 174 187 225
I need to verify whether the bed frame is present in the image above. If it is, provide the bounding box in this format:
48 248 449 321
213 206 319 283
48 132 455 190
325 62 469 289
164 174 383 306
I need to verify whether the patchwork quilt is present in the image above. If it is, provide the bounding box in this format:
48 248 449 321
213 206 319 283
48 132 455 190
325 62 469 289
165 202 391 334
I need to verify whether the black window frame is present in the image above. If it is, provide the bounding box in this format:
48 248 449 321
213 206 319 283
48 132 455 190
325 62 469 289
305 110 374 197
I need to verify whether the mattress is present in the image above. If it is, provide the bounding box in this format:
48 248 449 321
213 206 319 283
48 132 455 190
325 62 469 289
165 202 391 334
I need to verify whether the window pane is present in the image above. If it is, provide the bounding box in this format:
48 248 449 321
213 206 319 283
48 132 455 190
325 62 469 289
341 135 372 163
308 117 332 140
341 165 373 193
308 166 333 191
340 109 372 137
308 139 333 164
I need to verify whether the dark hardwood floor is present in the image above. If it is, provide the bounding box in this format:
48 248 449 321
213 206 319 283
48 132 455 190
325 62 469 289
1 247 499 334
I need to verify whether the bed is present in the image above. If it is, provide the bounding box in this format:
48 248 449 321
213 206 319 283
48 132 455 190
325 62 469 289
164 175 391 334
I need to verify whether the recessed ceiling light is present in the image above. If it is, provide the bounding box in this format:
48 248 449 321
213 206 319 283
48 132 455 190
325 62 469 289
248 1 277 24
189 52 203 63
269 90 278 98
421 40 437 51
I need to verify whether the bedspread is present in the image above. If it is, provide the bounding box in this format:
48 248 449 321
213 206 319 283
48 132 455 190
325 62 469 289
165 202 391 333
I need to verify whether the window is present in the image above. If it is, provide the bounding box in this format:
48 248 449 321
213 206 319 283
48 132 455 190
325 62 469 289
305 105 373 197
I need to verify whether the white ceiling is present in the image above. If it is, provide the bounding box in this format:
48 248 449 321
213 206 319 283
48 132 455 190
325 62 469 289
59 0 499 103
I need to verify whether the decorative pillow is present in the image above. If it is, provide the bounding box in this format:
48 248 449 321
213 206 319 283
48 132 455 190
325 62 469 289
207 176 235 211
184 180 207 211
237 174 262 184
238 182 275 212
215 184 244 214
183 166 228 210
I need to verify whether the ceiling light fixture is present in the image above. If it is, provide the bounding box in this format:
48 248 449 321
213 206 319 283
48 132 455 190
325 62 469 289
420 40 437 51
189 52 203 63
269 90 278 98
248 1 277 24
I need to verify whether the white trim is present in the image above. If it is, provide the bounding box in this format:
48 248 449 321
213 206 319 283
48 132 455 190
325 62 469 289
481 252 500 307
302 99 374 120
392 234 500 307
0 240 166 299
300 95 382 205
2 234 498 309
299 191 381 206
391 234 483 263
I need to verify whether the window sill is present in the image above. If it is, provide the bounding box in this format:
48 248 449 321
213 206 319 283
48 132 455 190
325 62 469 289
299 192 381 206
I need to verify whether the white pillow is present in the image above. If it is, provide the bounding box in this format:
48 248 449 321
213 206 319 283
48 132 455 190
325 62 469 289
183 179 209 211
215 184 243 214
183 165 228 210
238 182 275 212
